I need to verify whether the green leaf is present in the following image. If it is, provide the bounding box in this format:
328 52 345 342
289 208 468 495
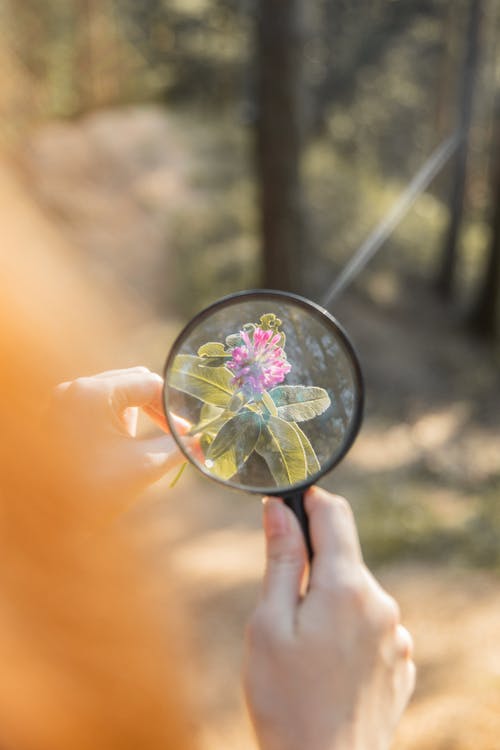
197 403 224 431
169 354 235 408
200 430 238 480
289 422 321 476
206 450 239 481
197 342 227 357
256 416 308 487
258 314 285 346
225 333 243 349
207 411 262 463
200 402 222 420
259 313 281 329
190 412 232 438
199 357 232 368
204 411 262 480
228 392 247 412
261 390 278 416
269 385 331 422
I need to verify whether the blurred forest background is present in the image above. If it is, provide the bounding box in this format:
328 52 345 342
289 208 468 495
1 1 500 748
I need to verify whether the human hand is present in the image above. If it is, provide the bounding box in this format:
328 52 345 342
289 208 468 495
243 487 415 750
48 367 188 502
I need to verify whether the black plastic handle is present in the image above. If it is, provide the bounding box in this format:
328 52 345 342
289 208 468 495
282 490 313 561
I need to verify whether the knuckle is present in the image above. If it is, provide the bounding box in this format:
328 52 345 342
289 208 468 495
363 572 401 632
374 592 401 633
383 595 401 629
329 494 357 530
331 570 367 611
315 489 352 516
52 376 99 405
68 376 95 396
246 605 282 651
245 608 271 647
318 490 353 519
332 494 352 517
394 623 414 659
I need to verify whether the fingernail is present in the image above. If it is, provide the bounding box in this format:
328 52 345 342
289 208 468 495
263 497 289 538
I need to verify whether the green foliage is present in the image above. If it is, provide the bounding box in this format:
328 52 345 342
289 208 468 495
169 354 234 407
256 416 308 486
207 411 261 462
168 334 331 486
290 422 321 476
269 385 331 423
197 341 233 368
198 342 228 357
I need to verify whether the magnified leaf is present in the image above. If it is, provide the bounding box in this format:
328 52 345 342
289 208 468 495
169 354 234 407
261 390 278 416
200 402 223 422
206 450 239 481
256 415 307 486
197 343 231 368
268 385 331 422
199 357 232 368
228 392 247 412
289 422 321 476
191 413 233 438
200 431 238 480
205 411 262 480
258 313 285 346
198 342 228 357
225 333 243 349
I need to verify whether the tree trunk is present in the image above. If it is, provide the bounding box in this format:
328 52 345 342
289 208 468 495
436 0 482 298
255 0 307 293
468 97 500 338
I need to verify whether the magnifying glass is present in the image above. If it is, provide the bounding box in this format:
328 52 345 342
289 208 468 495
162 290 363 558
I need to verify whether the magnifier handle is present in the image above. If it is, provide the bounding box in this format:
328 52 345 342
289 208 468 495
282 491 313 562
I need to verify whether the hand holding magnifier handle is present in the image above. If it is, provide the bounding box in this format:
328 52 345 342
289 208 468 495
162 290 363 556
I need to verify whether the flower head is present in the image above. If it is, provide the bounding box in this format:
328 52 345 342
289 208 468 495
227 326 291 397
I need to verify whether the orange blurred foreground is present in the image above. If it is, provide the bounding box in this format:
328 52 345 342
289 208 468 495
0 159 193 750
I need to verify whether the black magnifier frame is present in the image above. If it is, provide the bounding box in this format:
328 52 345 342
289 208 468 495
162 289 364 558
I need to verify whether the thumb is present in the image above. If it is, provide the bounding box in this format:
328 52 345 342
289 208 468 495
260 497 307 623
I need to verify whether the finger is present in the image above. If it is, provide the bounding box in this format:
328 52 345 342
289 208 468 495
94 367 152 379
405 659 417 697
54 369 153 399
141 405 192 436
394 624 414 661
259 497 307 630
109 371 164 414
381 622 413 666
142 402 169 431
136 434 187 483
394 657 417 709
123 406 139 437
305 487 363 590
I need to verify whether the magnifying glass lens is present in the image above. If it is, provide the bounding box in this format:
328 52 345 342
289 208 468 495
163 291 363 497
